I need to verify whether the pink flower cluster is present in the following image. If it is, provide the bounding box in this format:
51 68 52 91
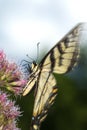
0 50 27 130
0 50 26 95
0 91 21 130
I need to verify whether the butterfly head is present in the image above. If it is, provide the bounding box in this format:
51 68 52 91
31 61 38 70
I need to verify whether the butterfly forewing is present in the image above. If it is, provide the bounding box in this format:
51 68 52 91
40 23 82 74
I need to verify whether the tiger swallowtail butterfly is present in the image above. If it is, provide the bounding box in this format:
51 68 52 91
23 23 84 130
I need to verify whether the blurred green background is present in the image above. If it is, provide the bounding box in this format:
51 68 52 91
16 45 87 130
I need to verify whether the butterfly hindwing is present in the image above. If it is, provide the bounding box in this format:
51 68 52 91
31 72 57 130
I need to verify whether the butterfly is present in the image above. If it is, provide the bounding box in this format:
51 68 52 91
23 23 83 130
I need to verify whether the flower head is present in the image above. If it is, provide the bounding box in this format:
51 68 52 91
0 91 21 130
0 50 26 95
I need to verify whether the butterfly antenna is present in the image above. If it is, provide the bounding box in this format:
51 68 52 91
20 59 31 66
36 42 40 63
26 54 35 62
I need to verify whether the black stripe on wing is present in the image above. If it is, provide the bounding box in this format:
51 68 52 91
40 23 82 74
50 49 55 72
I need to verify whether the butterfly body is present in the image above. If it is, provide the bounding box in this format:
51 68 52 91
23 23 84 130
23 62 40 96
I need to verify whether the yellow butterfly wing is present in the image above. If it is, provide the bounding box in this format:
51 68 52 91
31 72 57 130
40 23 82 74
30 23 83 130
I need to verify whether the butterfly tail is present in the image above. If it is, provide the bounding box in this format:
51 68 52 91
30 117 40 130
